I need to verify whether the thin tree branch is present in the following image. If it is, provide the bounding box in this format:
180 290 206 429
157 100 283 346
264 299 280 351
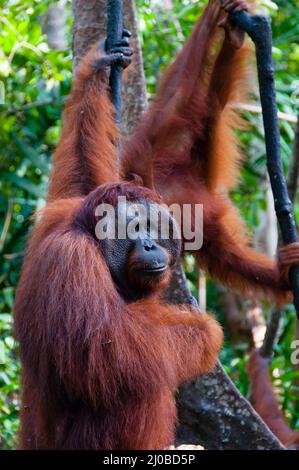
260 112 299 358
231 10 299 318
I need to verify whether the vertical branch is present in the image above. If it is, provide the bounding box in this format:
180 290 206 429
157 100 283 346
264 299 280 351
73 0 146 136
72 0 124 128
260 309 282 358
231 11 299 318
260 115 299 358
106 0 124 127
287 116 299 204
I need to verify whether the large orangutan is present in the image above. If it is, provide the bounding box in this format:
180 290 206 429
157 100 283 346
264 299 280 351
14 0 299 450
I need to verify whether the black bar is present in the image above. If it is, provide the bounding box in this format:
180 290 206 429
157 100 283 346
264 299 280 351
230 11 299 318
106 0 124 127
0 450 296 466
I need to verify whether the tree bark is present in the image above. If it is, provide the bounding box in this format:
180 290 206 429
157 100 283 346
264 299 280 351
43 1 68 51
259 113 299 358
176 365 285 450
121 1 147 137
72 0 146 137
287 114 299 204
72 0 284 450
72 0 107 70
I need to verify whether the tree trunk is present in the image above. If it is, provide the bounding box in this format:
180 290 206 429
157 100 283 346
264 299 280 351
72 0 284 450
72 0 147 135
43 1 68 51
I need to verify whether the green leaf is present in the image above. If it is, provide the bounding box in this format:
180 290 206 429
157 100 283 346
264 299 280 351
3 288 14 309
14 136 49 174
2 172 45 198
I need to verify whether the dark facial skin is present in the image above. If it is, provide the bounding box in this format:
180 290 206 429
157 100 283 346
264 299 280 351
98 199 181 302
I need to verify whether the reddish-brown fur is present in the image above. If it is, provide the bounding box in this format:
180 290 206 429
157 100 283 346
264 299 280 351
15 191 222 449
248 351 299 450
49 45 118 200
14 0 299 450
122 0 298 304
14 9 224 449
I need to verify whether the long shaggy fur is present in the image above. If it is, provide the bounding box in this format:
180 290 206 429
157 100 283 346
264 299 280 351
14 0 293 451
121 0 291 303
15 190 222 449
14 12 224 448
49 45 118 200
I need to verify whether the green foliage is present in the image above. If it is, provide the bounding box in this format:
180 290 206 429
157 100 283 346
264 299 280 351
0 0 299 449
0 291 19 449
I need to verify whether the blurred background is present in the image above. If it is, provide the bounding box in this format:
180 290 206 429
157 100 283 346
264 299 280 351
0 0 298 449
